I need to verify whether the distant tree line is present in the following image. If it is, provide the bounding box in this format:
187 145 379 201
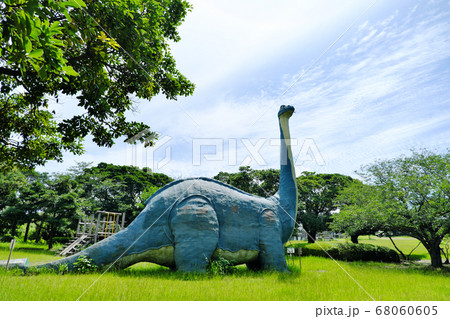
0 162 172 249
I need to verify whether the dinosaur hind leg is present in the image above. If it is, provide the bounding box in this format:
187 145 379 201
170 196 219 272
258 209 288 272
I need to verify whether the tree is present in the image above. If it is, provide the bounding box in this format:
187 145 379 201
74 162 173 223
12 170 48 242
0 168 27 236
0 168 26 210
214 166 280 197
333 149 450 268
0 0 194 170
297 172 353 243
0 170 53 241
331 181 385 243
40 173 80 249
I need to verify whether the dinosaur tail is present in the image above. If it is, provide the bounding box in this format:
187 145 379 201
26 207 173 271
29 227 137 271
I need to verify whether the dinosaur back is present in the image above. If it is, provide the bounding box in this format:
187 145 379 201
139 178 277 252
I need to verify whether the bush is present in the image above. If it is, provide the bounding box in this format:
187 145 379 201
73 255 98 273
20 263 68 276
294 242 400 263
57 263 68 275
207 256 235 275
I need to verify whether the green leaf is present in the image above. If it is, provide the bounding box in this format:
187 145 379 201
50 38 64 46
50 21 60 30
28 49 43 58
63 9 72 22
29 60 41 72
25 13 32 35
38 67 47 80
24 37 32 53
29 27 41 41
34 17 41 28
61 0 87 9
76 0 87 8
62 65 79 76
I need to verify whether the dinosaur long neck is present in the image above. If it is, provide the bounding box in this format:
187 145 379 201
277 114 298 243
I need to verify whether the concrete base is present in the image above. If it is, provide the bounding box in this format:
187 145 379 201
0 258 30 268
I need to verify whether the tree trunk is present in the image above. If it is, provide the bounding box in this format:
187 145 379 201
350 235 359 244
35 221 43 243
307 230 316 243
23 221 31 242
48 226 54 250
388 236 406 260
10 220 17 237
428 243 443 268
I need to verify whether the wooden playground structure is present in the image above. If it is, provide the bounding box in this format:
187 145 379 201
59 211 126 256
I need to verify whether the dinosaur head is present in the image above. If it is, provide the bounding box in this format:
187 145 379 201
278 105 295 118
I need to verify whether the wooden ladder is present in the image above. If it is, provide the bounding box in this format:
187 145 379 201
59 234 91 257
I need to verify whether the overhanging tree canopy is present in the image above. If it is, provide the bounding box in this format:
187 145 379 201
0 0 194 170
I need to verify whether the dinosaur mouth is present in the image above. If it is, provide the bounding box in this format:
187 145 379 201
278 105 295 118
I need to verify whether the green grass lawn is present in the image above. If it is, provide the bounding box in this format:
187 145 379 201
0 239 449 301
0 241 62 264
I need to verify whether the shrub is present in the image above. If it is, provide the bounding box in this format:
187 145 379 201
57 263 68 275
23 266 55 276
207 256 235 275
20 264 68 276
293 242 400 263
73 255 98 273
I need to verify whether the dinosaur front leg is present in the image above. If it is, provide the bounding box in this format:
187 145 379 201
170 196 219 272
258 209 289 272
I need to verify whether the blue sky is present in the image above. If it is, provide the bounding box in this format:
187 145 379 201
43 0 450 179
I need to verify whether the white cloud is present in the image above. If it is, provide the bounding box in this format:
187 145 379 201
170 0 372 89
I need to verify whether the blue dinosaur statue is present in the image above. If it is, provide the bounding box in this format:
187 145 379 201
34 105 298 272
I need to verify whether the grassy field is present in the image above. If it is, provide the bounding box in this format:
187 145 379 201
0 239 449 301
0 241 63 264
